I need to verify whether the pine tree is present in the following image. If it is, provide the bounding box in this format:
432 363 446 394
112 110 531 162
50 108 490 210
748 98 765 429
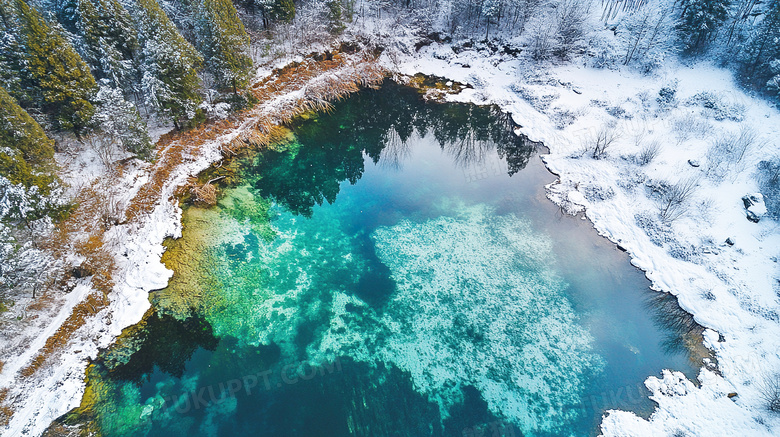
0 85 58 193
676 0 731 52
253 0 294 28
74 0 139 90
196 0 252 92
325 0 345 35
768 60 780 104
741 0 780 90
0 0 97 133
133 0 203 127
93 82 153 159
0 10 26 103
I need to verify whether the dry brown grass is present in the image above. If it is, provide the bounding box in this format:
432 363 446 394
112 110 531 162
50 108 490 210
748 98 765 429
0 387 11 426
19 290 109 378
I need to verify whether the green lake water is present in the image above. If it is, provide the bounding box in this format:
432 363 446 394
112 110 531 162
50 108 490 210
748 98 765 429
75 81 698 437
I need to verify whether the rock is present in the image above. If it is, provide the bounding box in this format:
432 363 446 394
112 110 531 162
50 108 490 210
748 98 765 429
727 392 738 400
742 193 766 222
71 264 93 279
688 159 701 168
725 237 735 246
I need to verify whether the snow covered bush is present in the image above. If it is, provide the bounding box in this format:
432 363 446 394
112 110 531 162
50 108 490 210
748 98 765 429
686 91 746 122
759 373 780 413
636 139 661 165
672 112 712 143
706 126 758 178
656 80 678 110
656 176 699 223
587 124 620 159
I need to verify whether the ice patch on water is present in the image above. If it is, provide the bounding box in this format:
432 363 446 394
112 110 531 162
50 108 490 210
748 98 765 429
366 204 604 434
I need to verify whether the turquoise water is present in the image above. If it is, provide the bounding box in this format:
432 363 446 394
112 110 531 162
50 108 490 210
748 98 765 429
81 82 697 437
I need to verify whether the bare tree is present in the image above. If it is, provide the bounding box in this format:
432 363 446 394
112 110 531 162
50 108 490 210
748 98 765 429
619 4 671 69
553 0 591 59
658 177 699 222
589 124 620 159
758 372 780 413
85 133 121 171
636 139 662 165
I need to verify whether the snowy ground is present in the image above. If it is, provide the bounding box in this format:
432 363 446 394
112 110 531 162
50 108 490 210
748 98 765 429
381 39 780 435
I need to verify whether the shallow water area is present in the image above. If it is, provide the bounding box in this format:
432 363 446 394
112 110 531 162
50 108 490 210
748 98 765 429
78 82 698 437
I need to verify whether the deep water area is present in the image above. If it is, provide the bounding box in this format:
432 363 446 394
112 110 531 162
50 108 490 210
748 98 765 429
73 82 698 437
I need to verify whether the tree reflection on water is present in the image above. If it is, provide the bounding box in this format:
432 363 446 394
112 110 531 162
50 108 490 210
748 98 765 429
245 80 538 217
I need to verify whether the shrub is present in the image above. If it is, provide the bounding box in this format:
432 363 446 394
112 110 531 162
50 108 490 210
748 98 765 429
657 177 699 223
672 113 713 143
757 156 780 219
636 140 662 165
588 124 620 159
657 80 678 110
706 126 759 178
759 373 780 414
686 91 746 122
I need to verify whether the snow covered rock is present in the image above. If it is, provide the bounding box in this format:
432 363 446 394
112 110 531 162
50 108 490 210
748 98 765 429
742 193 766 223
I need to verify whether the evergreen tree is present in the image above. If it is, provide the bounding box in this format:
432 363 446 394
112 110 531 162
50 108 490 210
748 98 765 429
253 0 295 28
133 0 203 127
0 85 58 193
768 60 780 104
93 82 153 159
677 0 731 52
0 10 26 102
325 0 345 35
74 0 139 90
740 0 780 90
0 0 97 133
195 0 252 92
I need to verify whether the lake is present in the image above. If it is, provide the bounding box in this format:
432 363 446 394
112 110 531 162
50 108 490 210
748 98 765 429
72 81 698 437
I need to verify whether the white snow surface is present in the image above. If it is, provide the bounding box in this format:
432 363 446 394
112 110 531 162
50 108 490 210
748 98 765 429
379 41 780 435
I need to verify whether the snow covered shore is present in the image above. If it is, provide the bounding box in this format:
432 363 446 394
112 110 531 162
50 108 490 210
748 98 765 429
384 40 780 435
0 56 383 436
